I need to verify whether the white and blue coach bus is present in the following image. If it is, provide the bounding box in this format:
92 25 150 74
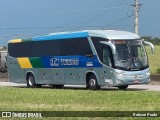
7 30 154 89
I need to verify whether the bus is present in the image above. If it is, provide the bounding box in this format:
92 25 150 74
7 30 154 90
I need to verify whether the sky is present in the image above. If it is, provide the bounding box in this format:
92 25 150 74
0 0 159 46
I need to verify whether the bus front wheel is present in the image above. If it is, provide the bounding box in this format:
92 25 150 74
27 74 36 88
88 74 100 90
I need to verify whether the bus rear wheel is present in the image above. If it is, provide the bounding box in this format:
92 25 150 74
118 85 128 90
88 74 100 90
27 74 36 88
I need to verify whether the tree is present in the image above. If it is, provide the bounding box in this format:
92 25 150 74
2 46 7 50
141 36 160 45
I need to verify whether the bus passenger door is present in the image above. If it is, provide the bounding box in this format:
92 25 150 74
51 69 65 85
100 46 114 86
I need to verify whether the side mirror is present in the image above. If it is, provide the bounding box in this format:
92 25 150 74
143 41 155 54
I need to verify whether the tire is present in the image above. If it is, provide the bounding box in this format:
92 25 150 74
118 85 128 90
88 74 100 90
27 74 36 88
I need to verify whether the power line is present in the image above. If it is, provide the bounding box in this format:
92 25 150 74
67 5 127 27
76 6 126 27
0 1 135 40
0 5 129 31
65 0 129 27
0 0 131 31
78 0 131 29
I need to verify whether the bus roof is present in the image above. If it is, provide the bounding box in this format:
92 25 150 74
9 30 140 43
87 30 140 40
32 31 89 41
34 30 140 40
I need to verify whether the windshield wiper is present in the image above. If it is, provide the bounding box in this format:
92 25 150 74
127 49 144 70
135 57 144 69
126 58 133 70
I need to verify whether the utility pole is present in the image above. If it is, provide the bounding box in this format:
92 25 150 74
131 0 142 34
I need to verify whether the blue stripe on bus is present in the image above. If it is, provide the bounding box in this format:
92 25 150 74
32 32 89 41
39 55 102 68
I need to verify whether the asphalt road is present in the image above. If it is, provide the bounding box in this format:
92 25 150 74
0 82 160 91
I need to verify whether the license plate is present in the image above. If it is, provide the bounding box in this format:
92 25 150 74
133 80 139 84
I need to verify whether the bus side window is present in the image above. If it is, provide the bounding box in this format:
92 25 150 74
68 38 92 56
102 47 111 67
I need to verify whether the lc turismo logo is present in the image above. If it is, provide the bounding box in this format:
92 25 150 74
50 58 79 67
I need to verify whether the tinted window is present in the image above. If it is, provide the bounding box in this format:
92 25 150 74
8 37 92 57
8 42 32 57
91 37 108 61
91 37 115 67
69 38 92 56
33 40 68 56
102 46 114 67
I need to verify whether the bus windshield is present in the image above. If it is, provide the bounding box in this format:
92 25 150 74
112 40 148 71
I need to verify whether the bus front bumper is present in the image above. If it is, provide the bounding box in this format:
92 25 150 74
113 69 150 86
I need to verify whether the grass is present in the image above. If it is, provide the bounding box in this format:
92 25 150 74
145 46 160 74
0 46 160 120
0 87 160 120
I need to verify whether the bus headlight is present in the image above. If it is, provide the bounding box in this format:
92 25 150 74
146 72 150 76
115 73 126 78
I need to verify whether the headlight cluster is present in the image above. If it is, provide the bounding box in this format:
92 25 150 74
114 73 126 78
146 72 150 76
